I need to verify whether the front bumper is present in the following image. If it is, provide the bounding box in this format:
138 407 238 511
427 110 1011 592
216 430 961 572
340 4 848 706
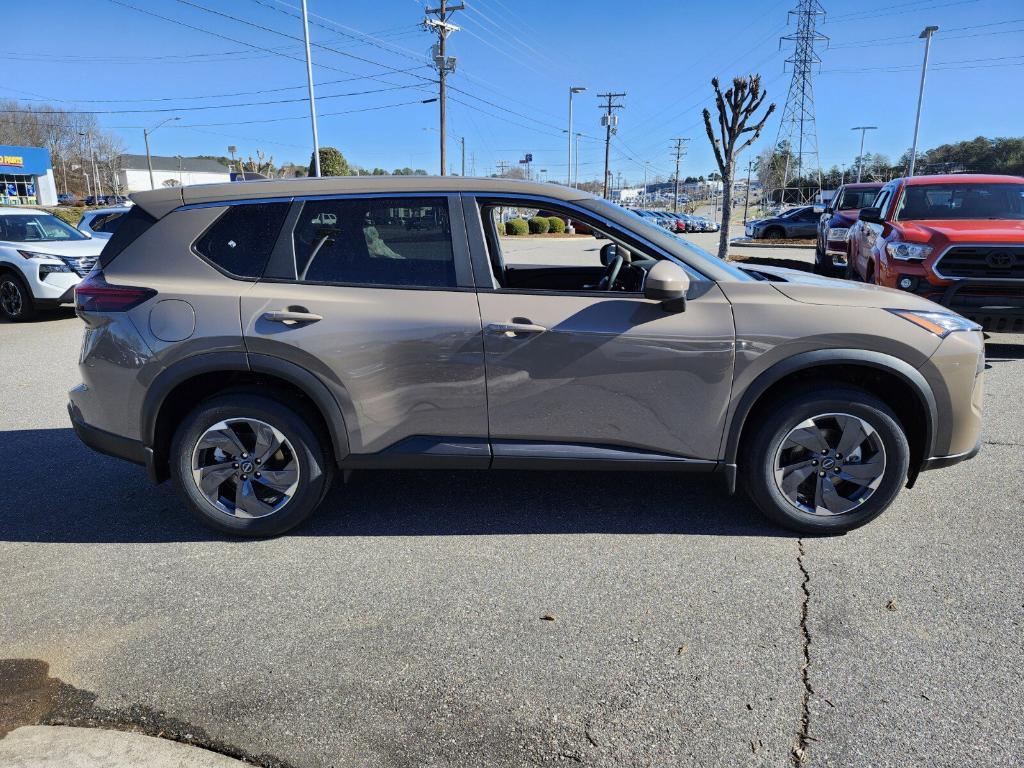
921 440 981 472
906 279 1024 332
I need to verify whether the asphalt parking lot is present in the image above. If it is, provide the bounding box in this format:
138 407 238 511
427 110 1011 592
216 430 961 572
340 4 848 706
1 263 1022 767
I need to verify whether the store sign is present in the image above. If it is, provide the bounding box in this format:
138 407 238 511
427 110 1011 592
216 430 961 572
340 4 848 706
1 155 24 168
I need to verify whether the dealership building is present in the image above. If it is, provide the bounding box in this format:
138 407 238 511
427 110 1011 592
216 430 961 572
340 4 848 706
117 154 230 192
0 145 58 206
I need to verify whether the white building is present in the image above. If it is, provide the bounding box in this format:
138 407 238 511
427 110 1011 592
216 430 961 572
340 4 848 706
611 187 643 204
117 154 230 192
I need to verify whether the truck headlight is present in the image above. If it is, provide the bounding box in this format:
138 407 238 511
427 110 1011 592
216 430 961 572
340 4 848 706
827 227 849 241
885 242 932 261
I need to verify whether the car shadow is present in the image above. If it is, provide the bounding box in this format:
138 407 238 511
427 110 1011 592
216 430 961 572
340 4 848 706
0 428 789 544
0 307 77 324
985 341 1024 360
728 254 816 273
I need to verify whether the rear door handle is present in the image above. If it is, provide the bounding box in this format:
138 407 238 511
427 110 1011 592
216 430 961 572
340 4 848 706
262 309 323 325
486 322 547 335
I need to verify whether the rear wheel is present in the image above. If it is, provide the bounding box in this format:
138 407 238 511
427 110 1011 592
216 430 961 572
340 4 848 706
170 394 334 537
0 274 36 322
764 227 784 240
741 387 910 533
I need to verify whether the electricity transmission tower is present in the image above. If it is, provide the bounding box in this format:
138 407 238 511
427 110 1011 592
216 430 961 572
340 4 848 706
670 137 690 213
597 92 626 199
423 1 463 176
772 0 827 202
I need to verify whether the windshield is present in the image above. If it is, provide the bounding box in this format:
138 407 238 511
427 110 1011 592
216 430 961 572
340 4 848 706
0 213 89 242
779 207 805 219
593 199 753 281
837 188 881 210
895 183 1024 221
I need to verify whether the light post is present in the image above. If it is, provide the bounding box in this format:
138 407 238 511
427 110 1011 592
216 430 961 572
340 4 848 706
144 117 181 190
642 162 650 207
177 155 183 186
574 132 582 188
79 132 101 201
567 86 586 186
851 126 877 182
300 0 321 177
908 26 938 177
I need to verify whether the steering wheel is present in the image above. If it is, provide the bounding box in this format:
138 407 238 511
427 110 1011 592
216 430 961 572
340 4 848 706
598 253 624 290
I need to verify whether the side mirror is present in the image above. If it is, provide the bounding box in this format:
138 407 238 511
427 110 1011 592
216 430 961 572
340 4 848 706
644 260 691 312
859 207 883 224
599 242 618 266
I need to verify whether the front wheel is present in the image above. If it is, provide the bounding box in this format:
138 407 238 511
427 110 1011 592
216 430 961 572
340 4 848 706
764 227 784 240
741 387 910 533
170 394 334 537
0 274 36 322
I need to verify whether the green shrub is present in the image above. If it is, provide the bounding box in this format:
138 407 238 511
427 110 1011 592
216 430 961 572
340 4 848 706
527 216 550 234
505 218 528 235
546 216 566 234
43 207 84 226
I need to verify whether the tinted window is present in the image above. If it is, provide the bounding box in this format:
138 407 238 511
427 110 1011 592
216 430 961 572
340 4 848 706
99 206 157 267
91 212 125 233
837 187 881 210
194 202 290 278
291 197 455 288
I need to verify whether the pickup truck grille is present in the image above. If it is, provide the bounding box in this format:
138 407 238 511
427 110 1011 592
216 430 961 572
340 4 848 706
59 255 99 277
935 245 1024 279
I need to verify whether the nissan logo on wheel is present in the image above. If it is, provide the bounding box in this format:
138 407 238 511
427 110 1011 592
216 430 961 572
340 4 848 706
985 250 1016 269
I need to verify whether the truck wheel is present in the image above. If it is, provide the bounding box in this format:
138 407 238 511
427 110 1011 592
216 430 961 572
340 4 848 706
741 387 910 533
0 274 36 322
170 394 334 537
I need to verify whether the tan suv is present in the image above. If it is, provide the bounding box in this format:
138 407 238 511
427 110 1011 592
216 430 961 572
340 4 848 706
68 177 984 536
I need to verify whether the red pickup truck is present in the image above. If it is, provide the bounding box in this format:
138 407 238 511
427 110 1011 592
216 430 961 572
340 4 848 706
847 174 1024 332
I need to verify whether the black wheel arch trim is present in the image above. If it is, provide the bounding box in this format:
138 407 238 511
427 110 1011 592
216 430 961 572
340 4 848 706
723 348 938 471
141 351 351 477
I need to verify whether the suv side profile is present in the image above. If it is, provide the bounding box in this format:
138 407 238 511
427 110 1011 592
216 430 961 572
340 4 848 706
847 174 1024 332
69 177 984 537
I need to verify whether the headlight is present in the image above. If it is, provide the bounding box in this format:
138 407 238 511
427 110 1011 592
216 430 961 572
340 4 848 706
827 227 849 241
885 242 932 261
888 309 980 338
17 250 59 261
39 263 72 278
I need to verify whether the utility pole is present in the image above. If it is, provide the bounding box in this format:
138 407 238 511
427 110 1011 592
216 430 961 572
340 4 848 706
671 137 690 213
574 132 582 188
597 92 626 199
567 86 586 186
459 136 465 176
496 160 511 177
79 131 101 201
850 126 877 182
144 117 180 190
743 159 754 223
300 0 322 177
642 162 649 207
908 26 938 177
424 1 464 176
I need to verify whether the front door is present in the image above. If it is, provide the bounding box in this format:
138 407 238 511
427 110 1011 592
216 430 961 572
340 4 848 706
466 197 736 462
240 194 488 458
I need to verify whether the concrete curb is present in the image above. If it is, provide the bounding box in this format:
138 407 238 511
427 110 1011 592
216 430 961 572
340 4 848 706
730 238 816 250
0 725 254 767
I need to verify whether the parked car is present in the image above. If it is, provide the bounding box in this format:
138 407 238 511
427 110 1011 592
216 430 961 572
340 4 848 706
745 206 821 239
69 177 983 537
846 173 1024 332
57 193 79 206
697 216 720 232
77 206 131 241
0 208 104 321
815 182 883 275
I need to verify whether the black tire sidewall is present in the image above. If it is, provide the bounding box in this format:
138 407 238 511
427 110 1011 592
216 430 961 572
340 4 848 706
170 394 331 537
0 274 35 322
743 390 910 534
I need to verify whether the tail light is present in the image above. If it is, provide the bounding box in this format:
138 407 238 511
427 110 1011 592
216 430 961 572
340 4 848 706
74 271 156 312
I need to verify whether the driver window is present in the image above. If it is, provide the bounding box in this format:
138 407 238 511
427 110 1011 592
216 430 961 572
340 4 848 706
481 202 646 293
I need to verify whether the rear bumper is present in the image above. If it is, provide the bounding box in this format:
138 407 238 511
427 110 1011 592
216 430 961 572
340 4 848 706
69 402 147 466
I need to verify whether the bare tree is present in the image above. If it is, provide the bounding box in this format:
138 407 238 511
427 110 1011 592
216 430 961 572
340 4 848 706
702 76 776 259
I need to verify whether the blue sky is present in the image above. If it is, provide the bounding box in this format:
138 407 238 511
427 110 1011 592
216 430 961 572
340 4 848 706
8 0 1024 183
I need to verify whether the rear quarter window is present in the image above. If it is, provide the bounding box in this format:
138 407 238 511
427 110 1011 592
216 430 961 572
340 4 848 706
193 202 291 279
99 206 157 268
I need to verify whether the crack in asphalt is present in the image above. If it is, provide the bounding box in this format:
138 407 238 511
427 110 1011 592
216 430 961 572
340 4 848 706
792 538 813 766
983 440 1022 447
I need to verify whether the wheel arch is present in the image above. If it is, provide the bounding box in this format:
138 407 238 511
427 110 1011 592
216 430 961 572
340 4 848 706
725 349 937 487
143 352 350 482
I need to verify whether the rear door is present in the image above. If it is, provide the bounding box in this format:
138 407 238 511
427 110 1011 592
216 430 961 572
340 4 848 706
240 193 488 459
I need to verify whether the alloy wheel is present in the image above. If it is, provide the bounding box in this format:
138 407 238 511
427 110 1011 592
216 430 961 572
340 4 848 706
191 418 300 519
0 279 23 317
773 413 887 516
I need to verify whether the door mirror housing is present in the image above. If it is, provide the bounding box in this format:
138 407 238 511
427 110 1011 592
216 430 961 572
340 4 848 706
599 242 618 266
644 260 690 311
859 207 883 224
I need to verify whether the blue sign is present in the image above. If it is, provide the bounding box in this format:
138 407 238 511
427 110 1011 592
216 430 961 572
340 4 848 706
0 145 53 176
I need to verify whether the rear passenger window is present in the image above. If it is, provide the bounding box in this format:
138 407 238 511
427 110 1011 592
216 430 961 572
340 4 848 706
99 205 157 268
91 212 124 233
290 197 455 288
194 202 290 278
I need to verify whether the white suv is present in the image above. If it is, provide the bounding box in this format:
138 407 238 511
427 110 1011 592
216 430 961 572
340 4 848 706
0 208 105 321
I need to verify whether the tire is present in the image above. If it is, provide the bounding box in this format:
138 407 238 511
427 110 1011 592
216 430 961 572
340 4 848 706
764 227 784 240
170 393 334 537
741 387 910 534
0 273 37 322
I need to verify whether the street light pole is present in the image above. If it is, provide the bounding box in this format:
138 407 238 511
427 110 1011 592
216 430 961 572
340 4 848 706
743 159 753 224
851 126 877 182
908 26 938 177
80 132 101 201
567 86 585 186
300 0 322 177
144 116 181 190
574 132 582 189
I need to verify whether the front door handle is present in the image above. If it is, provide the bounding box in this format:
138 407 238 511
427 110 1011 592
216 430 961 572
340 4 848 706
262 309 323 325
486 321 547 336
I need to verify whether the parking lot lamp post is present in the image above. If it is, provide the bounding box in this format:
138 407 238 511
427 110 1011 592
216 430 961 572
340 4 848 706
851 126 877 182
567 86 586 186
79 131 101 201
300 0 322 177
908 26 938 177
144 117 181 191
574 132 582 188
